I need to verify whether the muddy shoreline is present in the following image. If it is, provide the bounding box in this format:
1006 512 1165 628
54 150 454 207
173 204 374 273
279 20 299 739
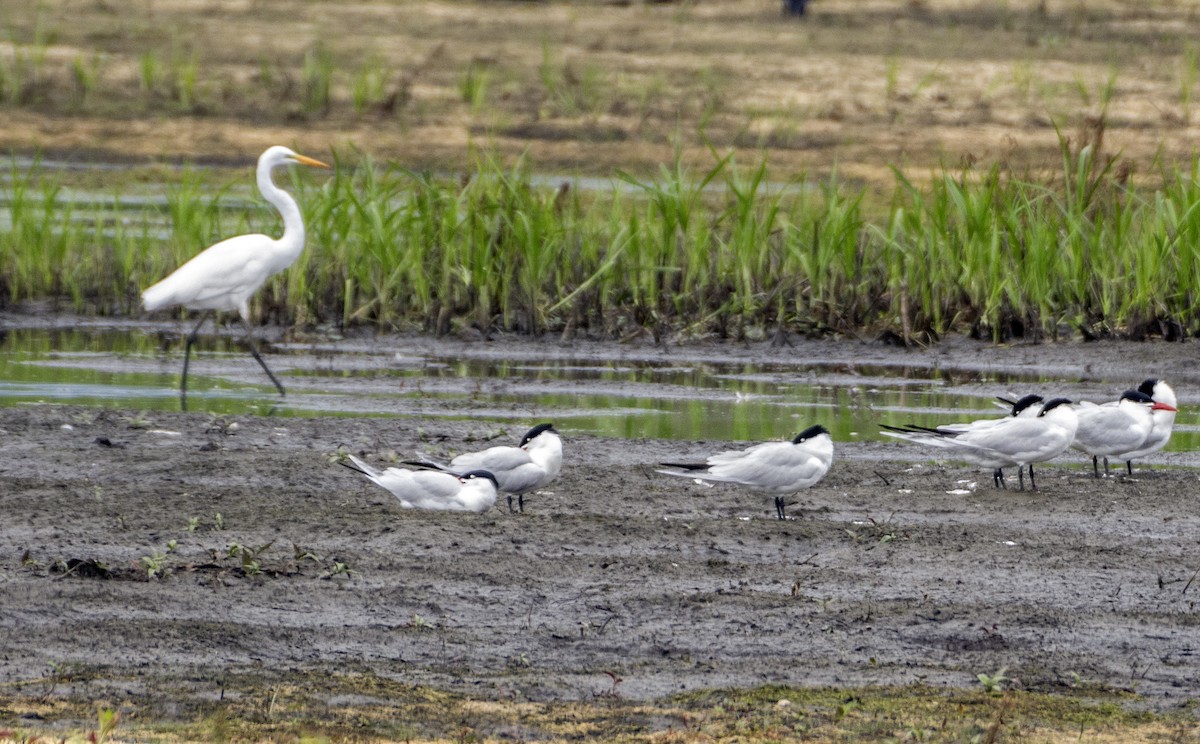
1 329 1199 730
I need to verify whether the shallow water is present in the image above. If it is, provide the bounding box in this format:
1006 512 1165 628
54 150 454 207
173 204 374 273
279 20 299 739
2 324 1195 449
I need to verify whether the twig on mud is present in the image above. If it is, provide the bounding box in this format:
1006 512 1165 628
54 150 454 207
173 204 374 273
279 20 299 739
874 470 891 486
1182 566 1199 595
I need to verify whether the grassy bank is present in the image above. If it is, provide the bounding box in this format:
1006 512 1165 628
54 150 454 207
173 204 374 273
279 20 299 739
1 675 1194 743
3 130 1200 344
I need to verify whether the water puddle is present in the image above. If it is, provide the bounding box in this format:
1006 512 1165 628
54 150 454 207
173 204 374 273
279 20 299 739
2 323 1194 451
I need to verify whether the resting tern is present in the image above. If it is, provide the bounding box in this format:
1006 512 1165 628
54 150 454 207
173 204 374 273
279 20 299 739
1119 379 1178 475
341 455 499 513
1073 388 1177 477
406 423 562 512
931 393 1044 488
656 424 833 520
882 398 1077 491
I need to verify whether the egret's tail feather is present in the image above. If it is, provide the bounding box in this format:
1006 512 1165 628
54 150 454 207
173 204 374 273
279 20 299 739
141 280 177 313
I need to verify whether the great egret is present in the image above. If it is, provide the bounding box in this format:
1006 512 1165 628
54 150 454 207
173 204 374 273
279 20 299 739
405 423 563 513
142 145 330 408
657 425 833 520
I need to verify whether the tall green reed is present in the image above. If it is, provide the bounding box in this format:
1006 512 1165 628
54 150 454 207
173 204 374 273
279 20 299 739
9 136 1200 344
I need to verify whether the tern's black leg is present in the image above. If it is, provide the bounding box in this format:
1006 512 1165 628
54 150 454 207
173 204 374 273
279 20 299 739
1102 456 1111 477
518 493 525 513
1028 464 1037 491
180 311 213 411
506 493 516 513
1126 460 1134 477
1091 455 1100 478
993 468 1007 489
240 317 286 396
1018 466 1025 492
775 496 786 520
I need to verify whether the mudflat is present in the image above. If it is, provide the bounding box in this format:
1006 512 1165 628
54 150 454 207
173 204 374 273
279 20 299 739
1 330 1198 739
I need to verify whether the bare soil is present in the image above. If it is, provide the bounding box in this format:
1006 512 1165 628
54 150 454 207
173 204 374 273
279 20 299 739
4 1 1200 190
1 330 1198 737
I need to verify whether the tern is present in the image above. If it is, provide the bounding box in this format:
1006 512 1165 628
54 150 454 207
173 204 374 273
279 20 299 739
1119 379 1178 475
931 393 1044 488
406 423 562 513
656 424 833 520
1073 389 1177 477
341 455 499 513
882 398 1077 491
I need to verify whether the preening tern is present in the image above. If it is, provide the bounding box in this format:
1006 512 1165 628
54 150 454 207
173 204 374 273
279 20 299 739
407 423 562 512
341 455 499 513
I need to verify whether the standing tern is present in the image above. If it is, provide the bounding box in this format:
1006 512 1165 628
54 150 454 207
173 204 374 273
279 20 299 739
1119 379 1178 475
882 398 1077 491
1073 389 1177 477
932 393 1044 488
656 424 833 520
406 423 562 513
341 455 499 513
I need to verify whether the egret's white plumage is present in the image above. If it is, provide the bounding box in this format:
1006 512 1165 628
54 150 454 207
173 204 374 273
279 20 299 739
882 398 1078 491
656 424 833 519
407 423 562 512
342 455 499 513
142 145 329 405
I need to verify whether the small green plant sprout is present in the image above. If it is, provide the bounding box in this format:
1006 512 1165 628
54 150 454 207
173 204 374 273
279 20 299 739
185 516 201 532
95 705 120 744
19 549 40 569
977 667 1009 695
121 410 153 429
407 613 432 630
213 512 225 530
326 444 350 465
166 539 178 553
292 543 320 562
227 541 273 576
141 549 169 579
319 560 357 580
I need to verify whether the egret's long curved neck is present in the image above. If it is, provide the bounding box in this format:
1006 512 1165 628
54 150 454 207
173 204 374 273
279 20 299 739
258 161 305 256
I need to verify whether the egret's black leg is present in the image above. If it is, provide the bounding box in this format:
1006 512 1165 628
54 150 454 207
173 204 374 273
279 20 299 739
1018 466 1025 492
1028 464 1037 491
518 493 525 513
240 317 286 396
180 311 213 411
506 493 515 513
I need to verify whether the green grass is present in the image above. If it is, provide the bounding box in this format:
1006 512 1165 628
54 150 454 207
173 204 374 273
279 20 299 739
0 676 1193 743
5 130 1200 344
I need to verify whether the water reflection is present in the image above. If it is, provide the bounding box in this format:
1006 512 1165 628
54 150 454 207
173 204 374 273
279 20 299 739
0 325 1194 450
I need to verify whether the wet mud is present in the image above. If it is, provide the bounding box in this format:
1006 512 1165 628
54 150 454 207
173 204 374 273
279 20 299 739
1 331 1199 728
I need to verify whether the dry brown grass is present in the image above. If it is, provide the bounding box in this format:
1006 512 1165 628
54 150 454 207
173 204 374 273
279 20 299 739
1 0 1198 187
